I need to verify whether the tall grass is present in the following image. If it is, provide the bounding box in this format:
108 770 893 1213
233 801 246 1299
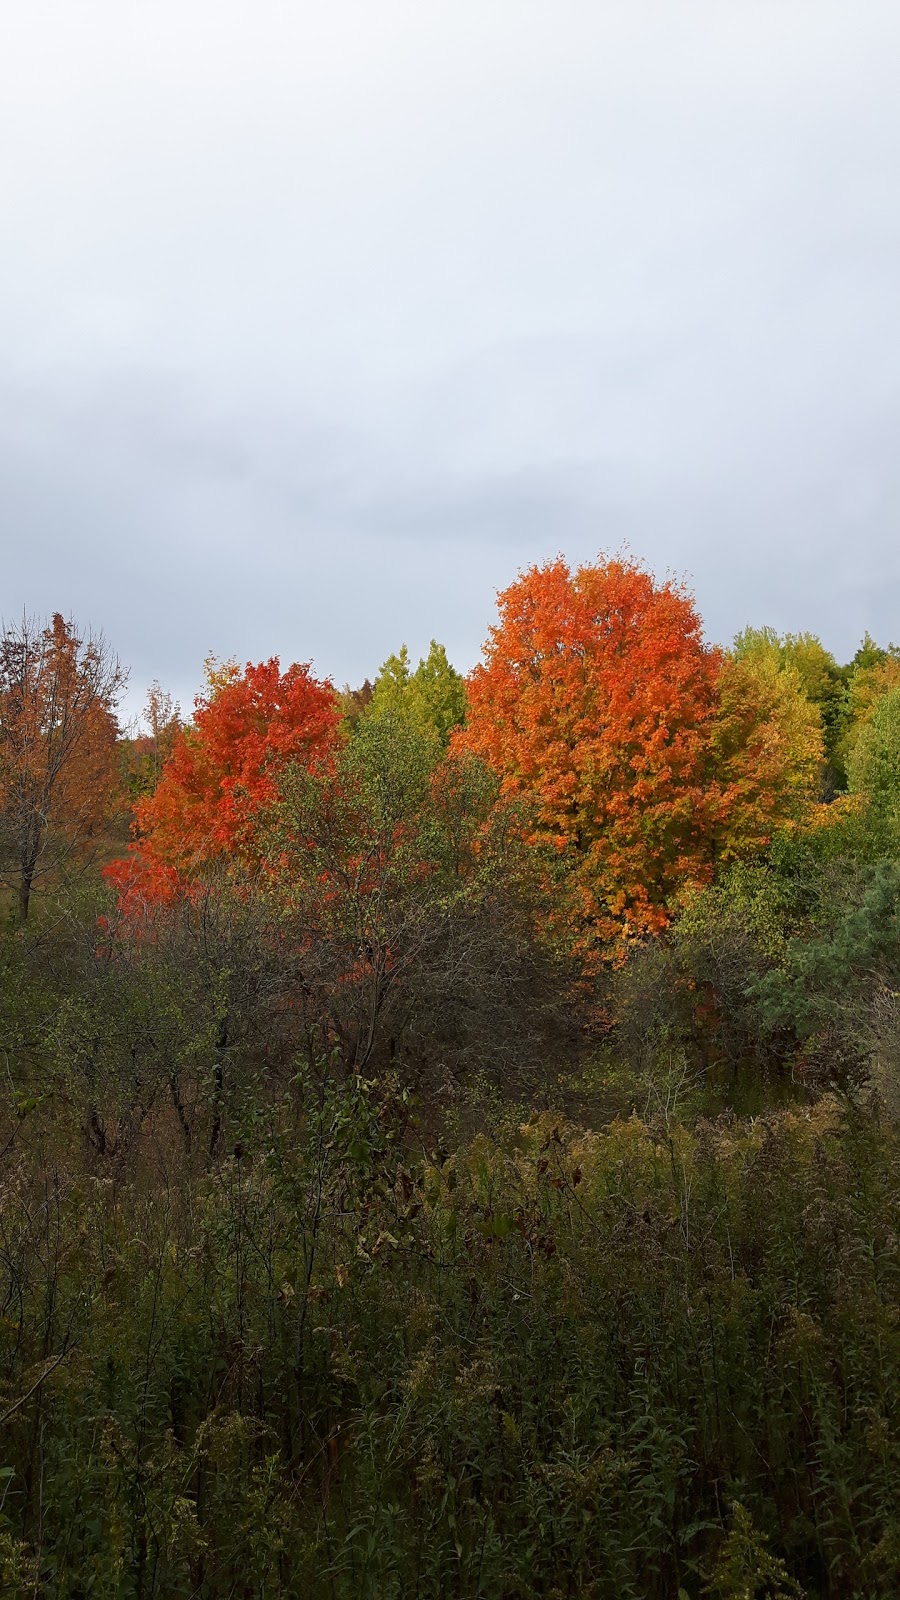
2 1072 899 1596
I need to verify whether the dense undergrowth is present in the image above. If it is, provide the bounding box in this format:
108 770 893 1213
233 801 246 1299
2 789 900 1596
2 1041 900 1596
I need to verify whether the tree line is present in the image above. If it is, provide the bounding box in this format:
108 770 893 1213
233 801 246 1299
3 558 897 946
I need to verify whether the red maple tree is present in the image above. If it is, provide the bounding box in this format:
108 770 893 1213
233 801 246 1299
107 657 340 913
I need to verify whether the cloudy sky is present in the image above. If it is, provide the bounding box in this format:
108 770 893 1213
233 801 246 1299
2 1 899 719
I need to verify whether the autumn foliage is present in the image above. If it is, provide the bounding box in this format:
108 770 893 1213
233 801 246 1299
0 612 124 919
103 558 831 961
107 658 340 912
456 556 825 956
709 651 824 860
454 558 715 951
95 557 900 967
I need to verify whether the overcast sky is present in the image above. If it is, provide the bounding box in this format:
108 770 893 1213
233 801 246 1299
2 2 899 720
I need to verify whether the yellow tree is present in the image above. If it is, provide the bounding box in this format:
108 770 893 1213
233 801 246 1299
0 613 126 919
733 626 844 789
709 651 824 860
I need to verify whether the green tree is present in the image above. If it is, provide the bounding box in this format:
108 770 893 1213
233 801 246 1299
265 714 567 1083
849 630 898 674
838 650 900 780
364 640 466 746
848 685 900 818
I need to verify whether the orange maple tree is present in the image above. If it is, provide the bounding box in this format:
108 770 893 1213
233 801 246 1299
455 556 722 955
0 612 125 919
107 657 341 912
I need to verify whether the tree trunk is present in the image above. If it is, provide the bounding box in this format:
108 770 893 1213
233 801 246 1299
208 1014 229 1158
18 865 34 923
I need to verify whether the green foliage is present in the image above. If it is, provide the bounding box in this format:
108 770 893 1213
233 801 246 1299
363 640 466 747
849 632 898 674
848 687 900 817
613 794 900 1106
837 651 900 783
705 1502 805 1598
3 1072 900 1595
743 857 899 1093
266 715 575 1085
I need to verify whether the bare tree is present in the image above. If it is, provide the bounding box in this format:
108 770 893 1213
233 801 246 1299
0 612 126 919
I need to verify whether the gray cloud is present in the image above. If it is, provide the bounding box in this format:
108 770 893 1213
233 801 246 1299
2 2 899 719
